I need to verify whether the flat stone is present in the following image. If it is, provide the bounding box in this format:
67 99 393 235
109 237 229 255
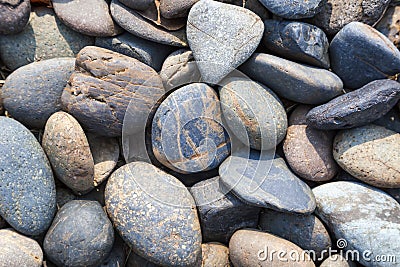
0 229 43 267
105 162 202 266
309 0 391 35
258 0 322 19
219 77 287 150
52 0 121 37
306 79 400 130
0 7 94 71
219 149 316 214
284 105 338 182
119 0 152 10
202 243 230 267
0 117 56 235
187 0 264 84
151 83 230 174
110 0 187 47
42 112 95 195
376 6 400 49
44 200 114 267
373 107 400 133
159 49 202 91
61 46 164 137
330 22 400 89
262 20 330 69
320 254 357 267
313 181 400 267
1 58 75 129
190 177 260 243
240 53 343 105
95 32 175 71
333 124 400 188
0 0 30 34
259 209 332 259
229 229 315 266
160 0 198 19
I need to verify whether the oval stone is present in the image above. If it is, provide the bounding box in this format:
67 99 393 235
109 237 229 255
258 0 322 19
151 83 230 174
105 162 202 266
313 181 400 267
284 105 338 182
240 53 343 105
202 243 230 267
0 229 43 267
0 0 30 35
333 124 400 188
44 200 114 267
1 58 75 129
0 117 56 235
219 77 287 150
376 6 400 49
330 22 400 89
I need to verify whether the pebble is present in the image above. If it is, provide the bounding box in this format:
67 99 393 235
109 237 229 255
219 77 287 150
307 79 400 130
373 107 400 133
1 58 75 129
160 0 198 19
320 254 356 267
151 83 230 174
119 0 152 11
229 229 315 267
0 7 94 71
0 117 56 235
259 209 332 258
190 177 260 243
333 124 400 188
330 22 400 89
284 105 338 182
202 243 230 267
219 149 316 214
258 0 322 19
105 162 202 266
44 200 114 267
52 0 121 37
310 0 391 35
262 20 330 69
0 229 43 267
240 53 343 105
95 32 175 71
42 112 95 195
159 49 202 91
0 0 30 35
110 0 187 47
187 0 264 84
61 46 164 137
313 181 400 267
376 5 400 49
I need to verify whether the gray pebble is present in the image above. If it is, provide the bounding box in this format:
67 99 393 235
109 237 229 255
0 0 30 35
258 0 322 19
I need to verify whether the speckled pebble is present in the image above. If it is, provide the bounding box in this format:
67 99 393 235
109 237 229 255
258 0 322 19
0 0 30 35
202 243 230 267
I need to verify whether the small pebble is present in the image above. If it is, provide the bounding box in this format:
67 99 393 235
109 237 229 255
202 243 230 267
258 0 322 19
376 5 400 49
0 0 30 35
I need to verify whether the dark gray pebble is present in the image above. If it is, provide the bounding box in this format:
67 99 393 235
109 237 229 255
258 0 323 19
0 0 30 35
119 0 152 10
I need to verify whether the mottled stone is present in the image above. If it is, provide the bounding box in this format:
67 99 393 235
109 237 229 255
61 46 164 137
0 117 56 235
187 0 264 84
0 7 94 71
259 0 322 19
44 200 114 267
202 243 230 267
333 124 400 188
376 6 400 49
119 0 152 10
373 107 400 133
190 177 260 243
310 0 391 35
219 149 316 214
151 83 230 174
159 49 202 91
240 53 343 104
0 0 30 34
219 77 287 150
160 0 198 18
320 254 356 267
259 209 332 258
229 229 315 267
105 162 202 266
52 0 121 37
284 105 338 182
95 32 175 71
330 22 400 89
42 112 95 195
99 234 127 267
110 0 187 47
313 182 400 267
0 229 43 267
262 20 330 68
1 58 75 129
307 80 400 130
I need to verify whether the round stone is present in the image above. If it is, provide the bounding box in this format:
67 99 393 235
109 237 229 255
202 243 230 267
0 117 56 236
258 0 322 19
1 58 75 129
0 0 30 35
376 6 400 49
44 200 114 267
